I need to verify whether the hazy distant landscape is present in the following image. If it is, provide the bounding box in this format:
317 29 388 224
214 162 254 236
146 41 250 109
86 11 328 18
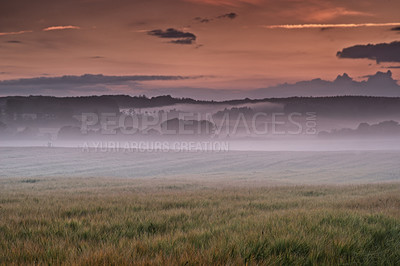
2 0 400 264
1 95 400 149
1 95 400 264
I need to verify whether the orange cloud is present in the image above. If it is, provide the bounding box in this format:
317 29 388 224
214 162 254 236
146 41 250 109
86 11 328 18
43 26 80 31
264 22 400 29
0 30 32 36
307 7 373 21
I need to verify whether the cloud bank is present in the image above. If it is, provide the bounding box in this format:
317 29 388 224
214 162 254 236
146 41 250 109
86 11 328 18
337 41 400 63
0 74 200 96
250 71 400 98
0 74 195 86
0 72 399 99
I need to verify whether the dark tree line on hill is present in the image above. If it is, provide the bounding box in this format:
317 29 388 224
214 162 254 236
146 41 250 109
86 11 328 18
1 95 400 122
320 120 400 138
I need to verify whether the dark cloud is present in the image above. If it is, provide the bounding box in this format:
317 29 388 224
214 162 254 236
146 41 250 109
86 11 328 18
5 40 22 43
337 41 400 63
217 13 238 19
193 12 238 24
194 17 211 23
382 66 400 69
391 27 400 31
148 28 196 45
148 28 196 39
0 74 196 86
170 38 196 45
89 56 105 59
0 74 206 96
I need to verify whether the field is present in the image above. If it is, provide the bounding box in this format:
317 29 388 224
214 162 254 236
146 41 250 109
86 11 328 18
1 148 400 184
1 148 400 264
1 177 400 265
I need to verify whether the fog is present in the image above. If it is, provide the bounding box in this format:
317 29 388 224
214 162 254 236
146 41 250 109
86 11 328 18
1 96 400 152
1 147 399 184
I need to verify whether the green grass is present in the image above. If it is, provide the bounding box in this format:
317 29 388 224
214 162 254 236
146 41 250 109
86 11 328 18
0 178 400 265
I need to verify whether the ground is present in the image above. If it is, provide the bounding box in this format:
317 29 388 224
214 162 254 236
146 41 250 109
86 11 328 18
1 178 399 265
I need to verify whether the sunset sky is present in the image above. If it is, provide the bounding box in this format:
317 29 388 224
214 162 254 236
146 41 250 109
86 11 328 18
1 0 400 98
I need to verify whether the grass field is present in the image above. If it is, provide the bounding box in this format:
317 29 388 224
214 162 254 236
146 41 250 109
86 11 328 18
1 178 400 265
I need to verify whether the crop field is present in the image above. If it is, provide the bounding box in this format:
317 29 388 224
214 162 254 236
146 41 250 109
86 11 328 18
1 177 399 265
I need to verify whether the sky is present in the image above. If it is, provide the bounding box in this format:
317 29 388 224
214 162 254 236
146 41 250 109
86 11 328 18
1 0 400 98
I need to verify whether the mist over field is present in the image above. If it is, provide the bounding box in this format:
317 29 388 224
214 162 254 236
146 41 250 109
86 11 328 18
1 94 400 183
1 95 400 152
1 148 400 185
2 0 400 263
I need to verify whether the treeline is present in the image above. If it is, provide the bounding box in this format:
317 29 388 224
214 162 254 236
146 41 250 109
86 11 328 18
320 120 400 138
1 95 400 120
278 96 400 118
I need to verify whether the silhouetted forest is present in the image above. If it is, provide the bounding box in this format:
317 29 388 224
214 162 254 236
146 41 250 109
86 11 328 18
1 95 400 124
319 120 400 138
